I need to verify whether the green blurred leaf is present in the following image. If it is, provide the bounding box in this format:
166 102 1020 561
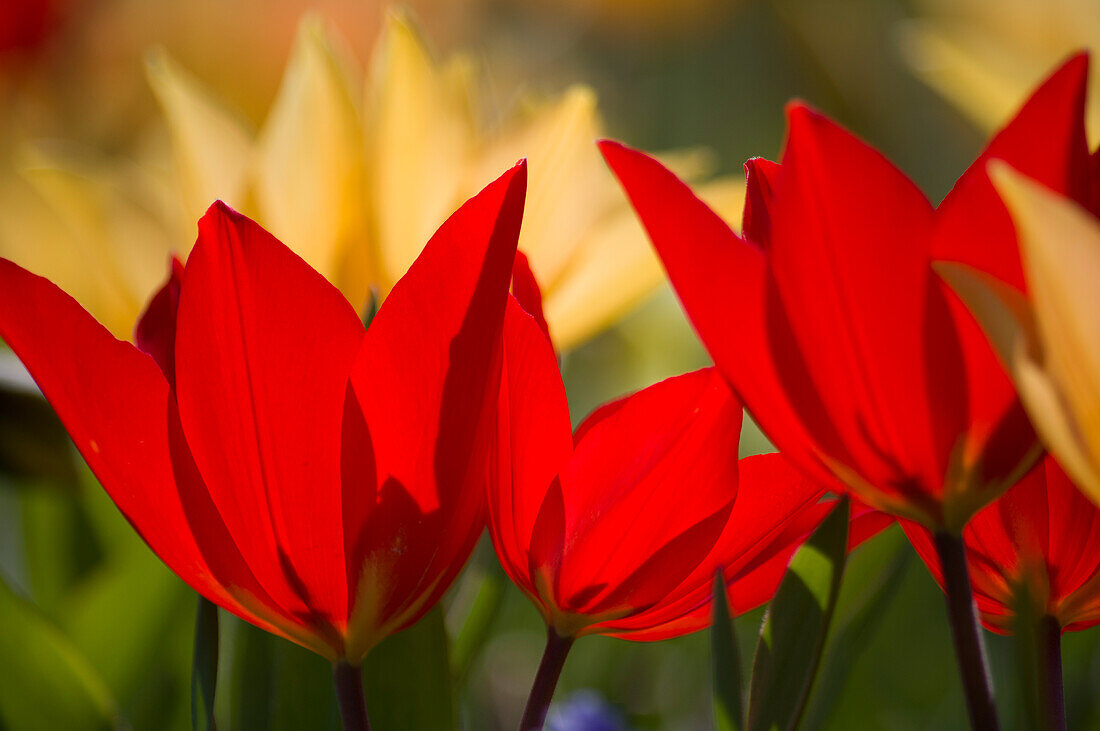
0 574 117 730
747 497 849 731
270 635 340 731
58 542 190 701
712 570 743 731
451 565 507 686
219 617 275 731
363 606 456 731
1010 578 1044 730
800 536 910 728
192 597 219 731
21 485 100 612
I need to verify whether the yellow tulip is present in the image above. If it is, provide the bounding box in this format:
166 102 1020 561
4 11 744 350
904 0 1100 138
937 162 1100 503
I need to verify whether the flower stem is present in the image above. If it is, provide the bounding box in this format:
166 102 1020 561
518 628 575 731
934 530 1000 731
1041 615 1066 731
332 661 371 731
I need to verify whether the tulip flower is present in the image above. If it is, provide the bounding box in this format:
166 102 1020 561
600 51 1094 731
941 165 1100 509
903 0 1100 139
903 457 1100 730
0 11 742 347
0 161 526 728
490 290 862 729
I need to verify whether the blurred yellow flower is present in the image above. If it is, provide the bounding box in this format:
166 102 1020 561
903 0 1100 138
938 163 1100 504
2 12 742 348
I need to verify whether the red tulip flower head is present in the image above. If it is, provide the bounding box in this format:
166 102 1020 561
0 162 527 663
905 457 1100 635
489 294 847 641
601 55 1095 531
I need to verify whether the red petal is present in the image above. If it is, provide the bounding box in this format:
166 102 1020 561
0 258 314 649
346 162 527 631
134 256 185 388
173 202 366 627
599 140 838 490
766 104 948 508
550 368 742 619
933 53 1091 288
602 451 829 639
488 297 574 596
742 157 780 246
510 251 551 344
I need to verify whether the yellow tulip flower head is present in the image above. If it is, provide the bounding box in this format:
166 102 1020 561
6 10 743 350
938 163 1100 503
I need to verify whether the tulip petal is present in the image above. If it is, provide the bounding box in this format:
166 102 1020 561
933 52 1090 288
489 298 573 591
255 16 365 301
174 201 366 628
146 48 254 226
366 10 473 291
134 256 184 387
598 140 838 490
767 104 947 499
344 162 526 656
510 251 551 342
0 257 319 653
600 452 829 639
742 157 780 247
991 164 1100 501
553 368 742 618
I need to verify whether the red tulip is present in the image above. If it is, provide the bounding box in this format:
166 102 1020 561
0 162 527 664
904 457 1100 635
599 55 1093 532
490 297 849 642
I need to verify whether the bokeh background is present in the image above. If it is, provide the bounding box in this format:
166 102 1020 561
1 0 1099 729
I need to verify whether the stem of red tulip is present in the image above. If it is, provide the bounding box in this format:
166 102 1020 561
1042 615 1066 731
518 628 575 731
332 661 371 731
934 530 1001 731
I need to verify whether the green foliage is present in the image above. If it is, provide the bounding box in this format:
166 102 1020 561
363 606 456 730
747 498 849 731
0 574 117 730
192 598 219 731
711 571 744 731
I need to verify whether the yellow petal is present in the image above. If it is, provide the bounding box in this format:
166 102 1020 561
475 86 609 291
365 10 473 290
146 48 254 226
9 155 174 339
989 163 1100 500
543 176 745 350
255 15 366 298
937 259 1100 498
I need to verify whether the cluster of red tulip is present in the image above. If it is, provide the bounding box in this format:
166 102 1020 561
4 51 1100 731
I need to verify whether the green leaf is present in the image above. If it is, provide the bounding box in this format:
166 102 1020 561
218 616 275 731
218 615 341 731
747 496 849 731
192 597 220 731
799 532 910 728
451 564 507 687
0 574 117 730
1010 577 1044 730
712 570 744 731
363 606 456 730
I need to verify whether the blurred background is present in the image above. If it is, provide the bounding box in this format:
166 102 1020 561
1 0 1099 729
